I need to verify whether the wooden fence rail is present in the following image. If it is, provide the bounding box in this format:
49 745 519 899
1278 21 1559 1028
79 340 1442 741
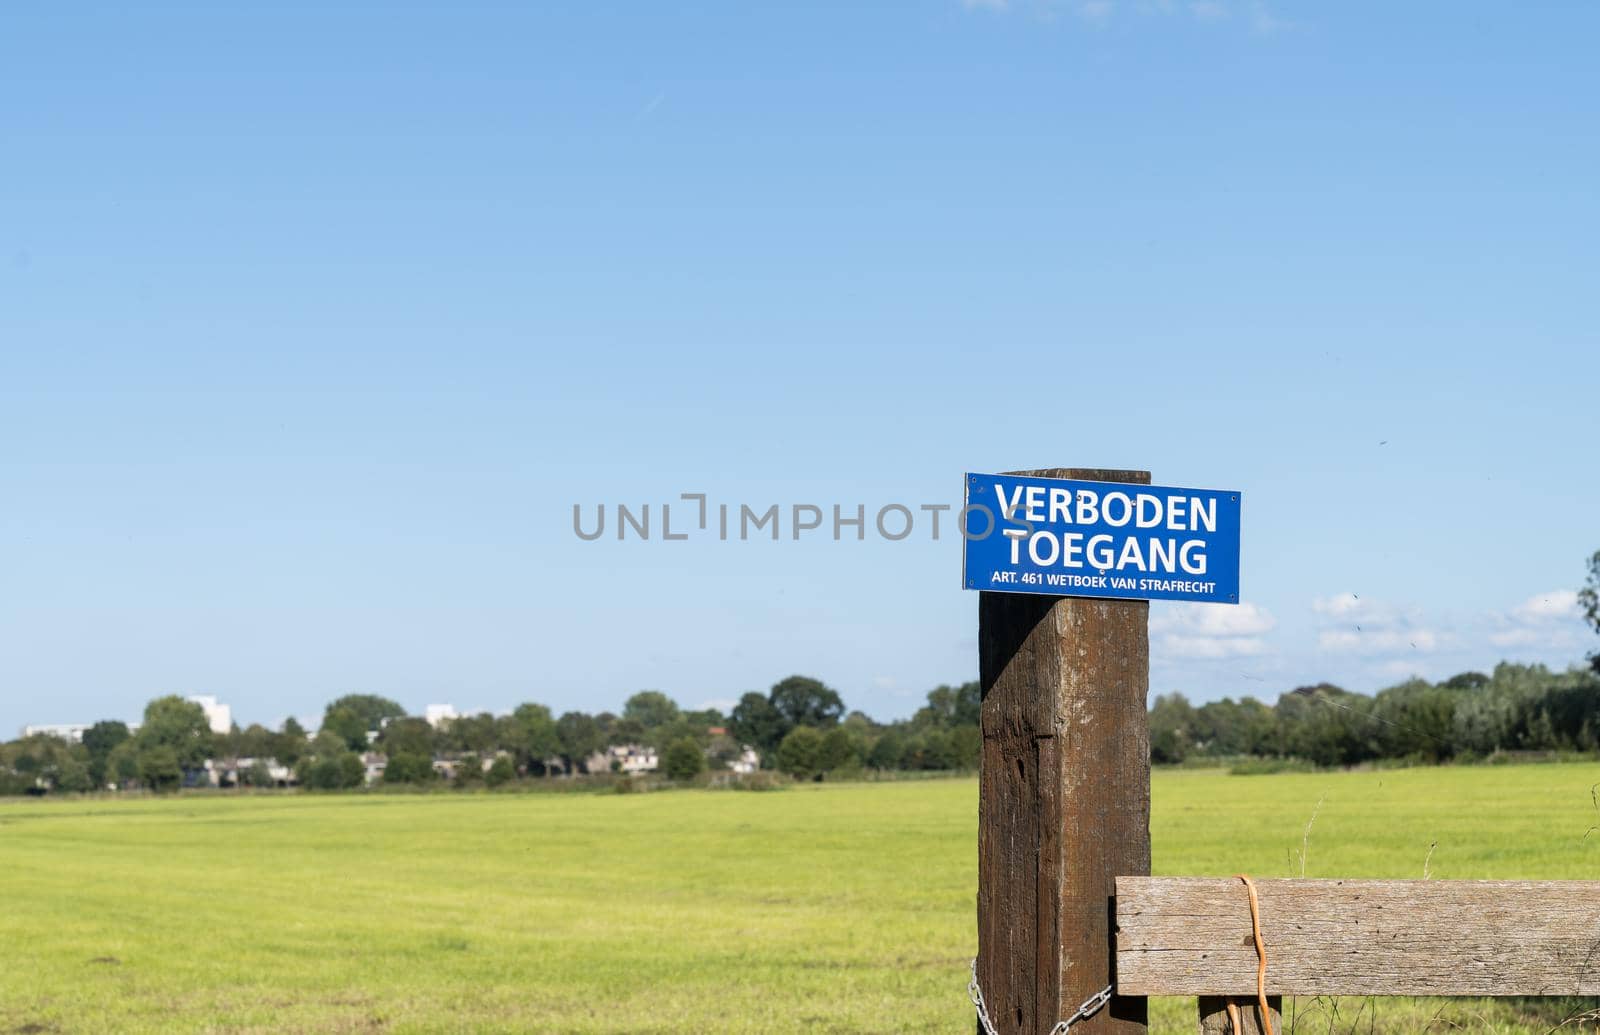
1115 877 1600 998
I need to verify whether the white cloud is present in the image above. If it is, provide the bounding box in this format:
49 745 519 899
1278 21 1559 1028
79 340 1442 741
1318 628 1438 654
1487 627 1548 649
1487 589 1585 652
1312 588 1590 668
1513 590 1580 622
1162 634 1268 659
1313 594 1442 657
1153 602 1275 660
1312 592 1365 617
1153 601 1274 637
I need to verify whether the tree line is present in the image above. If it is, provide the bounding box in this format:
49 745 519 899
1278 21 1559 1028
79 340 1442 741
8 551 1599 794
0 675 983 795
1150 662 1600 767
8 662 1600 795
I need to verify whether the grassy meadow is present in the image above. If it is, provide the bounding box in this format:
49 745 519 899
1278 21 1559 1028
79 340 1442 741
5 764 1600 1033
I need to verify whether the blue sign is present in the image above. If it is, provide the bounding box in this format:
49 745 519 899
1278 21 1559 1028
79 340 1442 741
961 472 1241 604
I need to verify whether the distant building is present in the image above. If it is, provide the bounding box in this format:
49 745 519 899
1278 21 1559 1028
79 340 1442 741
186 695 232 735
728 746 761 775
20 723 91 743
360 752 387 785
424 704 458 728
204 757 293 788
585 743 659 775
24 696 226 742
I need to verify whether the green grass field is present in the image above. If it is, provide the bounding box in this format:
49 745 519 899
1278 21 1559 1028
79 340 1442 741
5 764 1600 1033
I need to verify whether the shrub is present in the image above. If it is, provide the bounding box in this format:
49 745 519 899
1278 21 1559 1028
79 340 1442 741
138 746 182 792
384 752 436 785
662 739 705 781
484 755 515 788
777 726 825 780
731 771 788 791
299 751 365 790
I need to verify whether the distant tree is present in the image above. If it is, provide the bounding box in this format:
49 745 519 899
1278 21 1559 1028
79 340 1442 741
507 703 562 772
138 745 182 791
54 757 92 793
244 760 274 788
662 738 705 781
1277 686 1378 767
730 692 786 756
904 729 957 770
556 712 602 774
704 732 742 770
379 717 436 759
275 718 309 766
916 682 981 729
867 730 906 770
321 706 372 753
136 696 214 770
606 715 647 747
298 750 364 790
768 676 844 731
818 728 857 774
81 720 130 785
323 695 406 736
444 713 499 755
384 752 436 784
623 691 681 734
683 706 727 729
1148 693 1195 764
456 754 484 785
231 723 277 760
1442 671 1490 692
1581 550 1600 673
4 734 94 793
485 755 515 788
1372 680 1456 762
106 741 141 788
776 726 825 780
949 725 982 770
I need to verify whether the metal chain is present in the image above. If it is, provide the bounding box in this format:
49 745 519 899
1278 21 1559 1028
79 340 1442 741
969 958 1114 1034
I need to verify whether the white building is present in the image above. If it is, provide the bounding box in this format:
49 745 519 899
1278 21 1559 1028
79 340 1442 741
585 743 658 775
186 695 232 735
361 752 387 785
20 723 91 743
204 757 293 787
728 746 762 775
424 704 458 728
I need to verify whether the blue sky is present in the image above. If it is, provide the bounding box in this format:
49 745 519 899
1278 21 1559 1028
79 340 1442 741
3 2 1596 733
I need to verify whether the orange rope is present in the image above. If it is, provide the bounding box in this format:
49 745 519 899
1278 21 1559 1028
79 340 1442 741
1227 874 1274 1035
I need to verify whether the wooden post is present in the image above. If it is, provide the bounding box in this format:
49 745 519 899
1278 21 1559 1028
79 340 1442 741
1198 998 1281 1035
977 467 1151 1035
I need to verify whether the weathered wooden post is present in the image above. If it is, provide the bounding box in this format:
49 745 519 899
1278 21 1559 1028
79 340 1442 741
967 468 1600 1030
974 467 1153 1035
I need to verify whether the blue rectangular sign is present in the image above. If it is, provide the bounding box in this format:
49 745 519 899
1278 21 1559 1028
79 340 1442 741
961 472 1241 604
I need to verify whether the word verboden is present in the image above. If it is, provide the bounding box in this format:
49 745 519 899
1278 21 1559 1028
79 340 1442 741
961 472 1242 605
